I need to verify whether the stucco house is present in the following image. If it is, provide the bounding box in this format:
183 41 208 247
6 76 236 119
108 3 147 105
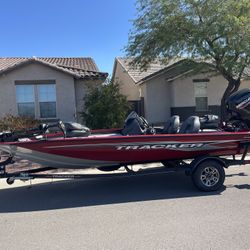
113 57 250 124
0 57 108 122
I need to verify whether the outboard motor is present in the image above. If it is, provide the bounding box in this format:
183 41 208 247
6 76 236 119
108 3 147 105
226 89 250 128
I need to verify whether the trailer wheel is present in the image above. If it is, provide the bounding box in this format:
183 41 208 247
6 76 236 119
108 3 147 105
6 177 15 185
191 160 225 191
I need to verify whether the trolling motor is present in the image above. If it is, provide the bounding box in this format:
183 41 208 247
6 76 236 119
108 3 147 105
225 89 250 130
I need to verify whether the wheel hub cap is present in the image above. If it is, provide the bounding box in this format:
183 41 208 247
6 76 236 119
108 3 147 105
200 167 220 187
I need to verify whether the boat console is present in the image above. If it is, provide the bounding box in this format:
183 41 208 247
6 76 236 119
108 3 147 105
121 111 156 135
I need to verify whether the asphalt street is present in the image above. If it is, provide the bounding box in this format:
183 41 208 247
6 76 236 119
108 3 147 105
0 164 249 250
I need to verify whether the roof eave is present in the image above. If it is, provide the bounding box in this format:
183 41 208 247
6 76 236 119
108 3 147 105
0 59 31 77
0 58 108 80
137 59 189 85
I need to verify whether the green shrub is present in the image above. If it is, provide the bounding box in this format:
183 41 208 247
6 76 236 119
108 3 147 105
81 82 131 129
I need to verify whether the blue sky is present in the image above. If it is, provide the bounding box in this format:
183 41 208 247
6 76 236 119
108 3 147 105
0 0 136 75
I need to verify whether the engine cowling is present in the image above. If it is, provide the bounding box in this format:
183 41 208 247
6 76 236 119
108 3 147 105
226 89 250 128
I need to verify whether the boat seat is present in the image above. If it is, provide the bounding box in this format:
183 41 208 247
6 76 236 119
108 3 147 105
179 116 200 134
162 115 180 134
64 122 91 137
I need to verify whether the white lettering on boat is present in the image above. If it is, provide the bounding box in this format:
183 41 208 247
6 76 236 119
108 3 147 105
116 143 204 150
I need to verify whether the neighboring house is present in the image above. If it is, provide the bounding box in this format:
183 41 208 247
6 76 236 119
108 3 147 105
0 57 108 122
113 57 250 124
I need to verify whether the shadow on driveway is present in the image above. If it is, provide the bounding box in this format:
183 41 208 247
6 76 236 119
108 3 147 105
0 171 225 213
226 172 248 177
234 184 250 189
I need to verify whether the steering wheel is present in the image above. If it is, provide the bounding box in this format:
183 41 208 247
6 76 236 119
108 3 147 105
140 116 156 134
139 116 149 128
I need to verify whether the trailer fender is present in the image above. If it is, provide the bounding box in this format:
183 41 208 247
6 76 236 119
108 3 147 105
186 156 227 176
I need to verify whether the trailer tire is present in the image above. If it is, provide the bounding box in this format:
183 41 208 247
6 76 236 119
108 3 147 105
191 160 225 191
6 177 15 185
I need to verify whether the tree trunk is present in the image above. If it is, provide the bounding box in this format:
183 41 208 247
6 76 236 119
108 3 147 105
220 79 241 122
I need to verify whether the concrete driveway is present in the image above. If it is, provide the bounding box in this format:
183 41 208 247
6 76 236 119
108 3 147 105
0 164 249 250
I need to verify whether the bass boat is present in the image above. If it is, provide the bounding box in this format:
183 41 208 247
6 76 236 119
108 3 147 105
0 89 250 191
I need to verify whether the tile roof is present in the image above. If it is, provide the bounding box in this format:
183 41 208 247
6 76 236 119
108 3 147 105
117 58 250 84
117 58 167 83
117 58 216 87
40 57 99 71
0 57 108 80
139 59 202 83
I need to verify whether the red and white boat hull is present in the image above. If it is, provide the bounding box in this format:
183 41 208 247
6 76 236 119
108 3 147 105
1 132 250 169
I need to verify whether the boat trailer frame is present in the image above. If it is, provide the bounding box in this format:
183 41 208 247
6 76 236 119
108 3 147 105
0 164 183 185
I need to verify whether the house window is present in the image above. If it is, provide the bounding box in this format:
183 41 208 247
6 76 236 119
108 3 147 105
38 85 56 118
193 80 209 111
16 85 35 117
16 83 56 118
